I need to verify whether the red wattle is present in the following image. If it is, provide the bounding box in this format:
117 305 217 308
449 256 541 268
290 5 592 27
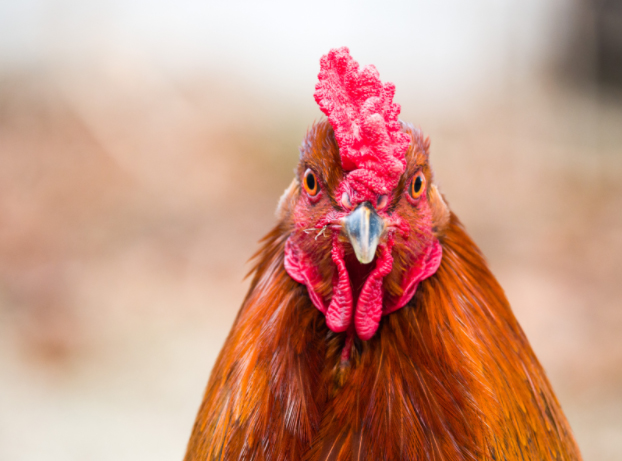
325 235 353 332
284 238 327 313
385 239 443 315
354 240 394 340
285 230 443 340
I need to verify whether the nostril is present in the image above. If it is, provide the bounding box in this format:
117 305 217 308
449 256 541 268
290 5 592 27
341 192 352 209
377 195 388 210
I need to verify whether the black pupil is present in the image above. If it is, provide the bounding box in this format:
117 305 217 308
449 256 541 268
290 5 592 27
414 176 422 194
306 173 316 191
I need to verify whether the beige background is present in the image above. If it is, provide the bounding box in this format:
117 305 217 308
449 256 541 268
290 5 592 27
0 1 621 460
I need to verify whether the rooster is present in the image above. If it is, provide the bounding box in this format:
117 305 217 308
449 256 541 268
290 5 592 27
184 48 582 461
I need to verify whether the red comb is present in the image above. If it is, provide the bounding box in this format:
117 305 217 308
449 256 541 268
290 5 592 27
314 47 409 202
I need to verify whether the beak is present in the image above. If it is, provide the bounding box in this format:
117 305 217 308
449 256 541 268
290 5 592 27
344 202 386 264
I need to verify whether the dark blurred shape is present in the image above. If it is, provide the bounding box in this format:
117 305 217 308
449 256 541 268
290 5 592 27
595 0 622 87
564 0 622 88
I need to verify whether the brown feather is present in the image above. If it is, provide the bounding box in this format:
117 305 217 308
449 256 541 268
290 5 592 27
184 213 581 460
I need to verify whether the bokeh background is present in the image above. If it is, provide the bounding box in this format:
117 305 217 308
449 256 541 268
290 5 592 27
0 1 621 460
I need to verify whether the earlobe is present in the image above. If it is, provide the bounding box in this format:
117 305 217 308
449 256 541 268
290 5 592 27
275 178 299 221
429 184 450 237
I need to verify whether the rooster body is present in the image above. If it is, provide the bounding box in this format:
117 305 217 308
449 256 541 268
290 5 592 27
184 49 581 461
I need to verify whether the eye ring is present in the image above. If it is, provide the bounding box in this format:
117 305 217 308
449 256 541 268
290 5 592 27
303 169 319 197
409 172 426 200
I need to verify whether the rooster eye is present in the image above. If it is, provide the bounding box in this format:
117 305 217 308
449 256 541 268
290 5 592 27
303 169 319 196
410 173 425 199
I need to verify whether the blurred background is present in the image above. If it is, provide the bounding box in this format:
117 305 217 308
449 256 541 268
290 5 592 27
0 0 621 459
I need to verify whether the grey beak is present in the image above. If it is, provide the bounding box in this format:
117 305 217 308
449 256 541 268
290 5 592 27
344 202 386 264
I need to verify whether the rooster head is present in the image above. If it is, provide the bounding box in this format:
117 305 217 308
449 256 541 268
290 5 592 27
279 47 449 340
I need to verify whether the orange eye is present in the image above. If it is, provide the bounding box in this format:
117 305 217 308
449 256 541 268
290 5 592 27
410 172 426 199
303 169 319 196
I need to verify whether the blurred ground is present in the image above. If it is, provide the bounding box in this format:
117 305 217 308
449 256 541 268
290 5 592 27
0 65 620 460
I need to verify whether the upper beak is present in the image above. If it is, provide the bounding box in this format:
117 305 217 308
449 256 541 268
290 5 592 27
344 202 386 264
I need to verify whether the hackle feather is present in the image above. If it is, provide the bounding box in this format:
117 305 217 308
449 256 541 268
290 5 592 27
184 213 581 460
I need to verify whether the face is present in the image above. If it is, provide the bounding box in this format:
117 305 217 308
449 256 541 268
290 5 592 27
281 120 446 340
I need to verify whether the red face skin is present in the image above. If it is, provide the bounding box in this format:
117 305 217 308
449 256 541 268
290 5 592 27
283 121 442 342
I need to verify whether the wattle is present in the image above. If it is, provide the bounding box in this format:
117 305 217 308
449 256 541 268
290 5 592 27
284 233 443 340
